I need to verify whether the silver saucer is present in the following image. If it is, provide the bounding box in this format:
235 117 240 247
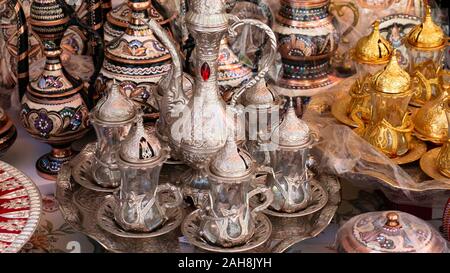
71 143 118 193
257 179 328 218
96 196 184 239
181 210 272 253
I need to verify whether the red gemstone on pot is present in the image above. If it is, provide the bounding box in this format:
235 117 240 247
201 62 211 81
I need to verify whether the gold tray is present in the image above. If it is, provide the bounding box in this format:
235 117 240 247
420 148 450 183
331 95 358 128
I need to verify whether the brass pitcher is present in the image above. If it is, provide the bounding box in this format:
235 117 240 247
352 51 414 158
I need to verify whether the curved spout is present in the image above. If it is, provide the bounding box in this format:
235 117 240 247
144 18 188 120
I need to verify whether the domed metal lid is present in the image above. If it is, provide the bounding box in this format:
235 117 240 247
354 21 393 65
271 100 313 150
208 137 254 181
413 89 449 144
242 79 282 109
406 6 446 50
371 50 411 94
119 113 169 166
93 80 137 125
337 211 449 253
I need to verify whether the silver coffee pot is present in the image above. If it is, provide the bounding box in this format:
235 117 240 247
155 0 277 206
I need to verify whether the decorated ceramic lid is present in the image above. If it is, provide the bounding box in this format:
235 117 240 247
119 113 169 166
106 1 166 30
354 21 393 64
242 79 281 109
92 81 137 124
208 137 254 180
371 50 411 94
218 38 252 88
337 211 449 253
103 0 171 73
406 6 446 50
271 100 313 150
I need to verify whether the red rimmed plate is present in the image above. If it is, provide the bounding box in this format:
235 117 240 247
0 161 42 253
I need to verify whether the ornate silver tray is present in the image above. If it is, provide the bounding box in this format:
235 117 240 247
56 144 341 253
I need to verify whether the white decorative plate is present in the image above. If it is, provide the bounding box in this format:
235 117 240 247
0 161 41 253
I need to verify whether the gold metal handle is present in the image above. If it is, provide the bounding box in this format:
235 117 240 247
227 16 277 107
350 105 370 135
413 70 433 101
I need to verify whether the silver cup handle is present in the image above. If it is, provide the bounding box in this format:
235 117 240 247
156 183 183 212
247 186 273 218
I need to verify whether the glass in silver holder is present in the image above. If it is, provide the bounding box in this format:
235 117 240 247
267 98 316 213
115 114 182 232
201 134 273 248
242 79 282 168
90 81 137 188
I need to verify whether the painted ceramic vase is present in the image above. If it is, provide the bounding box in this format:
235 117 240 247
443 198 450 241
20 0 90 180
103 0 172 43
97 0 192 121
217 37 252 97
0 107 17 156
274 0 340 93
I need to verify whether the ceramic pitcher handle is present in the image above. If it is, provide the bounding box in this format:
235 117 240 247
55 0 104 109
8 0 29 99
227 16 277 107
156 183 183 209
248 186 273 218
329 2 359 44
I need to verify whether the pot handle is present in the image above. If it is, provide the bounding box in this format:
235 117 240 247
8 0 29 100
329 2 359 44
156 183 183 211
413 70 434 102
227 16 277 107
55 0 105 109
247 186 273 218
